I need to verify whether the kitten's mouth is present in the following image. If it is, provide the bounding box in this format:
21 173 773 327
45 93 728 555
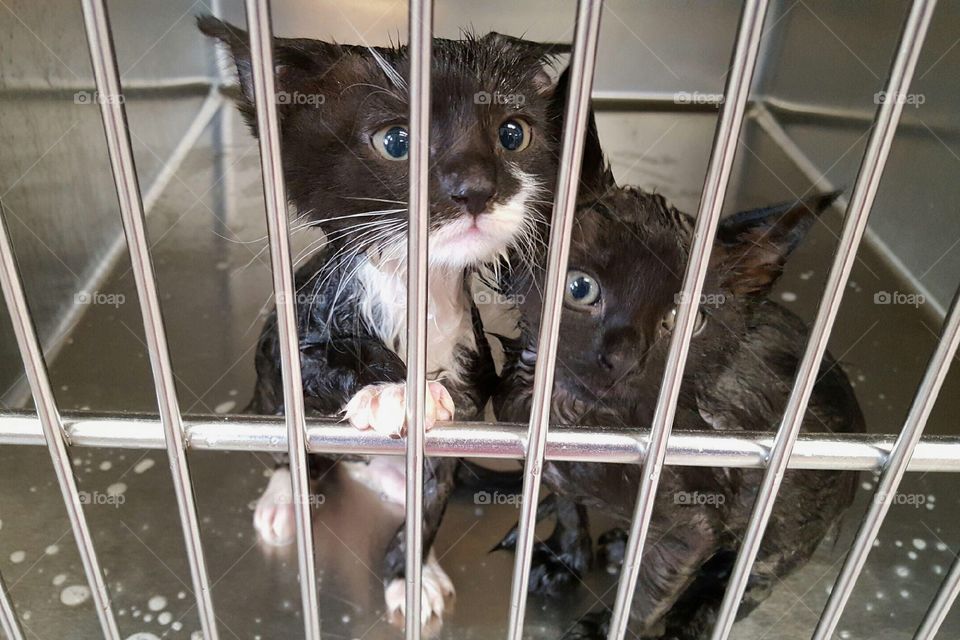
428 202 526 269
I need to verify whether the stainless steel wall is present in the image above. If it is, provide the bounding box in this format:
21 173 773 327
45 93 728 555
0 0 215 401
754 0 960 314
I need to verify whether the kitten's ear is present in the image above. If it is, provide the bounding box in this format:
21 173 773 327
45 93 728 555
713 191 841 296
481 32 570 94
197 16 330 126
549 66 615 199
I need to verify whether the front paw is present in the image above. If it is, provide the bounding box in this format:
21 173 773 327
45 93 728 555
384 550 455 633
253 468 296 546
528 538 592 596
563 610 611 639
597 527 628 574
343 381 455 437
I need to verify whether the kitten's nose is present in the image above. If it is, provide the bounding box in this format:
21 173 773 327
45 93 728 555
597 326 641 378
450 180 495 215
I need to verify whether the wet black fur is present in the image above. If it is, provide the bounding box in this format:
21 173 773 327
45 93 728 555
494 178 865 638
198 15 569 599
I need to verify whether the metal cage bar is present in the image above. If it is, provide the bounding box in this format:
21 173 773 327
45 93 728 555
243 0 322 637
505 2 603 638
405 0 433 637
813 286 960 639
2 413 960 471
711 1 939 637
607 1 770 637
0 204 120 640
917 551 960 639
79 2 221 637
0 569 24 640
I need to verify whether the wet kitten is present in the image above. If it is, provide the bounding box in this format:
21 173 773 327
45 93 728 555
494 171 863 637
199 16 566 629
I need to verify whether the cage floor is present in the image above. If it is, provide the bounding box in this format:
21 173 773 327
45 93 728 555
0 104 958 640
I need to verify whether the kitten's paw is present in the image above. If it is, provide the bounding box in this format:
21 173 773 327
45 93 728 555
344 382 455 437
597 527 628 574
385 551 455 631
562 611 611 640
253 468 296 546
528 538 591 596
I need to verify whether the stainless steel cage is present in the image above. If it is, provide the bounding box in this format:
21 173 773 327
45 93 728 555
0 1 958 639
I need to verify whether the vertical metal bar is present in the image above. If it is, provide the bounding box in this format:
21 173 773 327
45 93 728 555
505 2 603 638
916 551 960 639
405 0 432 638
712 2 938 638
816 290 960 638
606 1 770 637
0 570 24 640
0 202 120 640
244 1 321 638
79 3 221 638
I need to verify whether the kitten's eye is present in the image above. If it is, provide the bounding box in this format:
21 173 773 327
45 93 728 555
498 118 531 152
564 270 600 308
372 125 409 160
661 308 708 335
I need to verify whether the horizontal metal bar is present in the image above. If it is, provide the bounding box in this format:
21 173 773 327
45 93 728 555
711 1 938 637
916 551 960 639
0 569 24 640
2 412 959 472
243 0 321 637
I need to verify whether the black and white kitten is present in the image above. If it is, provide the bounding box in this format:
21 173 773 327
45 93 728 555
494 163 864 636
199 16 565 627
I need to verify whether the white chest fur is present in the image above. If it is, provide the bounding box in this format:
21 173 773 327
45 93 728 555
357 258 476 384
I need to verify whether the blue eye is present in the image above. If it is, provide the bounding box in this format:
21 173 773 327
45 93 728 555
373 125 409 160
498 119 531 152
564 270 600 308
